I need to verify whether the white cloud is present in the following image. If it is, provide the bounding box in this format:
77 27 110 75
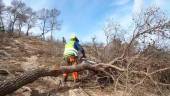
133 0 144 14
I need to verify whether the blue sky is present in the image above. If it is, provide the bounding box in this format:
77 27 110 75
3 0 170 43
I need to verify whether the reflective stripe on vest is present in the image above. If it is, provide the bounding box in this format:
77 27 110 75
64 48 78 57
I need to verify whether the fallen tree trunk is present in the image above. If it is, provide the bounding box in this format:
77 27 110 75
1 59 169 96
0 63 99 96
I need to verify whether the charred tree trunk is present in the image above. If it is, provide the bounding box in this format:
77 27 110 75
0 63 97 96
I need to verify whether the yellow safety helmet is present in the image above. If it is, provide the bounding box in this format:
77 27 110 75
70 34 79 41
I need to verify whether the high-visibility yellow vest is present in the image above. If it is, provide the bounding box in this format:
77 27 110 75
64 40 78 58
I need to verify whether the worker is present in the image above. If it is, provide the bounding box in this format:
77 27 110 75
63 34 86 83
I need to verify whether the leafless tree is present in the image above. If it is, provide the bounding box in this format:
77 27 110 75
6 0 25 33
87 7 170 95
116 7 170 95
25 8 36 36
103 19 123 45
37 8 50 39
49 8 60 40
102 19 126 62
122 7 170 57
91 36 99 58
0 0 5 32
37 8 60 40
0 0 4 15
15 4 31 36
6 0 31 36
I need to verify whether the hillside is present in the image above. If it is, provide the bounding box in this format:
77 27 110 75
0 36 170 96
0 36 64 96
0 36 116 96
0 36 63 71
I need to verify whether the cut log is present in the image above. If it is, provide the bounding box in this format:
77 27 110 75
0 63 98 96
